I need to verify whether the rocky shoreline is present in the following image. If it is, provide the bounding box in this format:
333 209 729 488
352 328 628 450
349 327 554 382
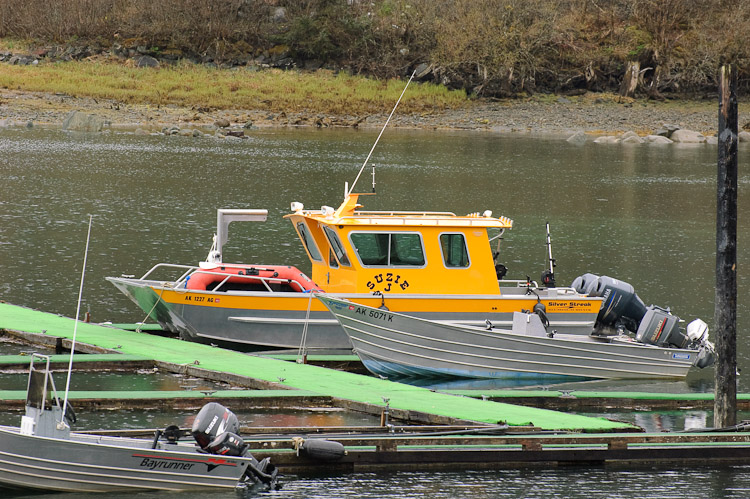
0 88 744 139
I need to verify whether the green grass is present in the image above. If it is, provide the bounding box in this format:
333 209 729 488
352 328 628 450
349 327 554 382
0 59 468 114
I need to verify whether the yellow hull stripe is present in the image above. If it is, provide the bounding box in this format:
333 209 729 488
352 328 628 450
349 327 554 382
154 288 600 315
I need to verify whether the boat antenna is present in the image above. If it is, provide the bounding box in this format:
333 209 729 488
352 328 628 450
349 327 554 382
60 214 93 427
541 221 556 288
347 69 416 196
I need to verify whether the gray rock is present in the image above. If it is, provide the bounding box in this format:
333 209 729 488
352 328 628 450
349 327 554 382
620 134 644 144
706 136 718 145
645 135 673 144
413 63 432 79
134 128 149 135
566 131 587 145
655 124 681 138
738 131 750 142
273 7 286 22
671 129 706 143
214 119 230 128
593 136 618 144
62 111 106 132
620 131 640 140
135 55 159 68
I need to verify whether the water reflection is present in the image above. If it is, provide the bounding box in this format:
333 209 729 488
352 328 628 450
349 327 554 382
7 467 748 499
386 369 716 394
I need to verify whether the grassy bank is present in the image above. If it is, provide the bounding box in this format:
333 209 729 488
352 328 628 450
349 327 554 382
0 60 467 115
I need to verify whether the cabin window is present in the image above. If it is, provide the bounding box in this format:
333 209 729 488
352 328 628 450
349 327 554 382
328 249 339 268
440 233 470 268
350 232 426 267
323 226 351 267
296 222 323 262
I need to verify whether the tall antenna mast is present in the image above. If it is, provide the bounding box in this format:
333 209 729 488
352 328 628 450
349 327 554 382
348 70 416 196
60 215 93 427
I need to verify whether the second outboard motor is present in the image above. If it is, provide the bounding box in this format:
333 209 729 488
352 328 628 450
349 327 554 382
191 402 240 449
572 274 647 331
636 305 688 348
191 402 280 489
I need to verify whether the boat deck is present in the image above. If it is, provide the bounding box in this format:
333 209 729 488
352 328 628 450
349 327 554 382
0 301 632 432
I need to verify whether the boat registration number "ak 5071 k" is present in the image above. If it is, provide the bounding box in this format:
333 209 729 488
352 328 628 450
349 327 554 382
352 306 393 322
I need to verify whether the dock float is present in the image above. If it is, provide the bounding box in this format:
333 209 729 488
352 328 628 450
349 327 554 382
252 430 750 472
0 301 632 432
448 389 750 411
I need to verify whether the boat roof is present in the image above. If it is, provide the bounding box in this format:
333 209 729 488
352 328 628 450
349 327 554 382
287 194 513 229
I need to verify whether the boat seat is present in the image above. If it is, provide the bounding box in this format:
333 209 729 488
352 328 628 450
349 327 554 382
511 312 548 337
26 369 48 409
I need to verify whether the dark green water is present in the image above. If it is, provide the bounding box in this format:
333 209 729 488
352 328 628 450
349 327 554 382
2 126 750 497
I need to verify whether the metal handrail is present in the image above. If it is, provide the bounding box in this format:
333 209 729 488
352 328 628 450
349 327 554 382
498 279 540 288
136 263 311 294
138 263 198 281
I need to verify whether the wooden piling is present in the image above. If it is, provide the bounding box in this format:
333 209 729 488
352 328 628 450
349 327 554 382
714 63 738 429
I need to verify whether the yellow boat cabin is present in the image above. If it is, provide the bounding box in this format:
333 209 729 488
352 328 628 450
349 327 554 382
285 193 514 295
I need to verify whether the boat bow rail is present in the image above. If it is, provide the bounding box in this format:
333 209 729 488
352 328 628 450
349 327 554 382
122 263 318 294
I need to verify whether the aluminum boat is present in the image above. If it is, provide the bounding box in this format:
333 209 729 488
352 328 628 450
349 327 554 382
317 294 715 381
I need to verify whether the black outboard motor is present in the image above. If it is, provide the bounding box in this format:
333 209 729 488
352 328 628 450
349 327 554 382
204 431 249 457
192 402 279 488
191 402 240 449
572 274 647 332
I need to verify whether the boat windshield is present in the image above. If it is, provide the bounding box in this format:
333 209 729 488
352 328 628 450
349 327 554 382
296 221 323 262
350 232 426 267
323 226 351 267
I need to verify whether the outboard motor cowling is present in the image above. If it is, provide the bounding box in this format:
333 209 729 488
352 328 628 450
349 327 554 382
191 402 240 449
205 431 248 457
571 273 599 294
572 274 647 331
636 305 688 348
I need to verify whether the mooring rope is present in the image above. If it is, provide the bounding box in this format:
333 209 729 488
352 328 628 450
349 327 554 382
136 285 167 333
297 291 316 363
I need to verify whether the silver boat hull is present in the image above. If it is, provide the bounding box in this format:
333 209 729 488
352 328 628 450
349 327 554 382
0 426 255 493
107 276 599 351
317 295 707 380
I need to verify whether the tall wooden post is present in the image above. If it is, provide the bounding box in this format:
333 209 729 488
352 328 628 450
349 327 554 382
714 64 738 429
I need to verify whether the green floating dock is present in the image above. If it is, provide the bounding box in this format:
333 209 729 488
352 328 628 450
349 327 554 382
0 302 634 432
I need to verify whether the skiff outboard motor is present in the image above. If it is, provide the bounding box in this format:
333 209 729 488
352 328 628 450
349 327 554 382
571 274 647 332
191 402 240 450
191 402 278 487
635 309 716 367
636 305 687 348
